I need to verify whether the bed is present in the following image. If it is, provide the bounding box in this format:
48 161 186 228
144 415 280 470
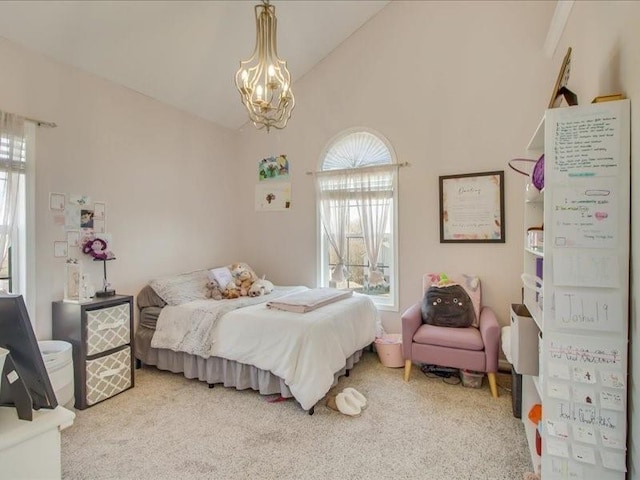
134 268 379 414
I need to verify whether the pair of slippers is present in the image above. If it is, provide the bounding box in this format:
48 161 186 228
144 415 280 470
326 387 367 416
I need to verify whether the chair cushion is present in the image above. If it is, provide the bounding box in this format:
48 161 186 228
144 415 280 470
413 324 484 351
423 273 481 327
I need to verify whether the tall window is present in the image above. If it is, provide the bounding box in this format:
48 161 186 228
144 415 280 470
0 113 34 314
316 129 398 311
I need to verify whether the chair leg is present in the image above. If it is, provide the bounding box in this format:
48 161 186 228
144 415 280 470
488 372 498 398
404 359 412 382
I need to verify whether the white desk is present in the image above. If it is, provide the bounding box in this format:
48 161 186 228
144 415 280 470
0 405 75 479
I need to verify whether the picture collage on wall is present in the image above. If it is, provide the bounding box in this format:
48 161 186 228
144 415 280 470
49 192 110 258
255 154 291 212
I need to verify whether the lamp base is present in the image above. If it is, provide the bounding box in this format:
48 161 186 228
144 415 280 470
95 289 116 298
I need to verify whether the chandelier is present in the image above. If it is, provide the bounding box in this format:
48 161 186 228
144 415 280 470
234 0 295 132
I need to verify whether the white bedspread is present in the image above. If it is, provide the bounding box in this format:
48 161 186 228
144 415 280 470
151 286 379 410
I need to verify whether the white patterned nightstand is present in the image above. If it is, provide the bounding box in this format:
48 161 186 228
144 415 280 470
52 295 134 409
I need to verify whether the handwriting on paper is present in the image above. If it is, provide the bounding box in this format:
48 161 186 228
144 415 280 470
572 444 596 465
600 391 624 411
557 402 619 429
548 336 623 366
573 425 596 444
546 419 570 439
553 115 620 177
600 430 625 450
554 289 623 332
552 182 617 248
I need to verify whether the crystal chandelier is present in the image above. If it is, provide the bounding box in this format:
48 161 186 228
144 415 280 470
234 0 295 132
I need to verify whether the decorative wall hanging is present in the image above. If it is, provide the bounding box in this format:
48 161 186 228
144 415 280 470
439 171 505 243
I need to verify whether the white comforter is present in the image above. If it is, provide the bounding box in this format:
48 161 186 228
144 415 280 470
151 287 379 410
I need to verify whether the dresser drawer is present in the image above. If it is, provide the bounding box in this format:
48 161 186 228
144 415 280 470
86 303 130 355
85 347 131 406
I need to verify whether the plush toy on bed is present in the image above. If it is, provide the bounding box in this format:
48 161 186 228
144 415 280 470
205 279 224 300
229 262 258 296
248 276 274 297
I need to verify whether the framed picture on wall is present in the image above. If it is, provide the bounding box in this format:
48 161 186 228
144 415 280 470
439 170 505 243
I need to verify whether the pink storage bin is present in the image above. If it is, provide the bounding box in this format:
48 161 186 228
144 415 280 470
375 334 404 368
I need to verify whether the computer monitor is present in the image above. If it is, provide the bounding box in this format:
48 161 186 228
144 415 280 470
0 294 58 419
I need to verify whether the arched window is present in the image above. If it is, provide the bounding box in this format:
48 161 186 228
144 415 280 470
316 129 398 310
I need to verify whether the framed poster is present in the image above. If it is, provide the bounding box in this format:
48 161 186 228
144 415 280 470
439 170 505 243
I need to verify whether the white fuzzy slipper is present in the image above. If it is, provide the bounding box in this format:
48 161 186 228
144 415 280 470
342 387 367 410
335 392 361 416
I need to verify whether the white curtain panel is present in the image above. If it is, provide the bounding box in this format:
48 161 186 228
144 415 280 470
0 111 25 274
354 168 394 286
316 173 352 283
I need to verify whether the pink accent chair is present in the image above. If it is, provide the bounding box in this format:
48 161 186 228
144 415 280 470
401 274 500 397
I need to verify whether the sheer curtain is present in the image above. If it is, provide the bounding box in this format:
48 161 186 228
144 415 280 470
0 111 25 275
316 172 353 283
354 167 394 287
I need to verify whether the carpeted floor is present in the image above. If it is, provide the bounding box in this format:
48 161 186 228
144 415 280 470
61 351 532 479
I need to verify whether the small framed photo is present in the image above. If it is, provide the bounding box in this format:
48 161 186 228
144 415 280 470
49 193 65 211
54 241 69 258
93 202 106 220
439 171 505 243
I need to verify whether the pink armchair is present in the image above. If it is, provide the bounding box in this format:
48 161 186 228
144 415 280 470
401 274 500 397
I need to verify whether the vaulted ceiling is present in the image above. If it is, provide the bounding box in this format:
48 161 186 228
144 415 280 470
0 1 390 130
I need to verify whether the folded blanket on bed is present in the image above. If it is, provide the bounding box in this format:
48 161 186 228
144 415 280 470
266 288 353 313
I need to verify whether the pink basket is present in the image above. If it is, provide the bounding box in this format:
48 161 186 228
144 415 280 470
375 334 404 368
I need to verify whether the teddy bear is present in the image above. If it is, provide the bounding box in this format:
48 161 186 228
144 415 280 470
229 262 258 296
205 279 223 301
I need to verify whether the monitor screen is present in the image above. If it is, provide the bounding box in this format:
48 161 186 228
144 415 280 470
0 294 58 411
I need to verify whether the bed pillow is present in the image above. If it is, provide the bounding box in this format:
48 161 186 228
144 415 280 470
149 269 211 306
423 273 481 327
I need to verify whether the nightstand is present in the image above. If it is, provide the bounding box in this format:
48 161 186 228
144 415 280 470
52 295 134 409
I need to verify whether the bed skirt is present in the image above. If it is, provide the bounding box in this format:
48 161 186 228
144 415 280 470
134 325 364 406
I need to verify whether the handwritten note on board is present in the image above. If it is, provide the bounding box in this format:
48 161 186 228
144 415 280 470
552 181 617 249
548 335 623 367
552 114 620 178
554 289 623 332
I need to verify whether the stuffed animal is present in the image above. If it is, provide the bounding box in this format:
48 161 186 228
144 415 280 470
248 277 274 297
229 262 258 296
205 280 223 301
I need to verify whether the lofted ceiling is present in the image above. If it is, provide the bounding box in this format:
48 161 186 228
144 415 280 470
0 0 390 130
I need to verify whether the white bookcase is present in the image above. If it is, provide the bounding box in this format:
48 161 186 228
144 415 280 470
520 100 630 478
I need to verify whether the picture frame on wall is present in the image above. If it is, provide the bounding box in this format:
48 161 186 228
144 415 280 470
439 170 505 243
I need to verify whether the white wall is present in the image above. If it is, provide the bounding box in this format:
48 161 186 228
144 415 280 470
0 37 241 339
555 1 640 476
234 0 556 333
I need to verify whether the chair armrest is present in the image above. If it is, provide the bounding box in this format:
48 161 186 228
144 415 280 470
401 303 422 359
479 306 500 372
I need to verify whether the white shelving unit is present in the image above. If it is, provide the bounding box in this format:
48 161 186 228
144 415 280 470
519 118 545 475
519 100 630 479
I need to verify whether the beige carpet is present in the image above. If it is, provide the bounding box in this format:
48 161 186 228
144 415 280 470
61 352 532 479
